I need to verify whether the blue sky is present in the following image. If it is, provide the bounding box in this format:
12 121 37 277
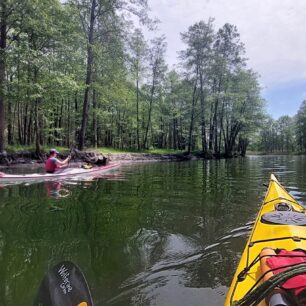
263 81 306 119
146 0 306 119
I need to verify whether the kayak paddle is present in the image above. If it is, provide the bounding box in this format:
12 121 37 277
33 261 93 306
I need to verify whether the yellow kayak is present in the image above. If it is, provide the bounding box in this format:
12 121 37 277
225 174 306 306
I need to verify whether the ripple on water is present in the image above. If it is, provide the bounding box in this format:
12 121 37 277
2 157 306 306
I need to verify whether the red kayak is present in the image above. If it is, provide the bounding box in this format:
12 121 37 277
0 163 120 182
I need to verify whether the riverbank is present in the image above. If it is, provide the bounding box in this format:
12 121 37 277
0 149 214 167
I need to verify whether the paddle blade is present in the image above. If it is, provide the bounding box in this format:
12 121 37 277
33 261 93 306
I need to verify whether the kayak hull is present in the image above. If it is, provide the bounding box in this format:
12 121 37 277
225 174 306 306
0 163 120 182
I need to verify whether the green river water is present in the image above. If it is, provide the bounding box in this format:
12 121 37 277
1 155 306 306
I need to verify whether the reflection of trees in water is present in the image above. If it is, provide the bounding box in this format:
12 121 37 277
111 160 263 304
0 162 240 304
2 159 306 305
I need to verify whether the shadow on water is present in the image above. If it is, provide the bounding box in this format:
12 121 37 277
1 156 306 305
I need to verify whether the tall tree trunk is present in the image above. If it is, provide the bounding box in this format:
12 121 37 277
179 117 184 150
136 78 140 150
172 118 177 149
24 63 31 145
238 137 248 157
213 77 223 155
143 79 155 149
208 103 214 152
199 73 207 153
33 66 41 153
187 78 198 154
158 117 164 148
213 97 219 155
92 89 97 148
67 97 71 147
226 122 242 157
26 104 33 145
78 0 96 150
0 0 7 152
117 109 121 149
218 100 225 156
35 99 40 154
17 102 22 143
7 94 12 145
58 99 64 132
208 78 216 152
11 96 17 144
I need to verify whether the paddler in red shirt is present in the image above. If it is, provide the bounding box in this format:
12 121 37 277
45 149 71 173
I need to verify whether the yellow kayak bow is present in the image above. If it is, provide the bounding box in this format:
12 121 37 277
225 174 306 306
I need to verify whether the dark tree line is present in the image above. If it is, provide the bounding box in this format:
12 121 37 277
255 100 306 153
0 1 265 157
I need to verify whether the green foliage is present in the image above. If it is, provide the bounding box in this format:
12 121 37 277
6 144 69 153
254 115 296 153
179 19 264 156
2 1 267 156
295 100 306 151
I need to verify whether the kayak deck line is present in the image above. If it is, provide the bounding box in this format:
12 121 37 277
243 236 306 277
225 174 306 306
263 196 303 207
248 235 306 247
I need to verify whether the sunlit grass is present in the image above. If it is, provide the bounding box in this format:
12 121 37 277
91 147 184 155
6 145 184 155
144 148 184 155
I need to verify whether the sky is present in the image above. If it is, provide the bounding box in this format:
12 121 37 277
146 0 306 119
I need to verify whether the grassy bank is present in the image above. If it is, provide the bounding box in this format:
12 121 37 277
93 147 184 155
6 145 184 155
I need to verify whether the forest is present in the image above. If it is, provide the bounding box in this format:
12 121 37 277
1 0 301 158
255 101 306 154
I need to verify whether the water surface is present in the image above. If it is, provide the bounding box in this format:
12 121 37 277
1 155 306 305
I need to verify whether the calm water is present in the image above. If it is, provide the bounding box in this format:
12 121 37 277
1 155 306 306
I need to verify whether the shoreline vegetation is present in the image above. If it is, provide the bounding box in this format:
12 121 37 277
1 2 306 160
0 146 243 167
0 2 264 160
1 146 304 168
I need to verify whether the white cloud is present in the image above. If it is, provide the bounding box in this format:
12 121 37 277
148 0 306 88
